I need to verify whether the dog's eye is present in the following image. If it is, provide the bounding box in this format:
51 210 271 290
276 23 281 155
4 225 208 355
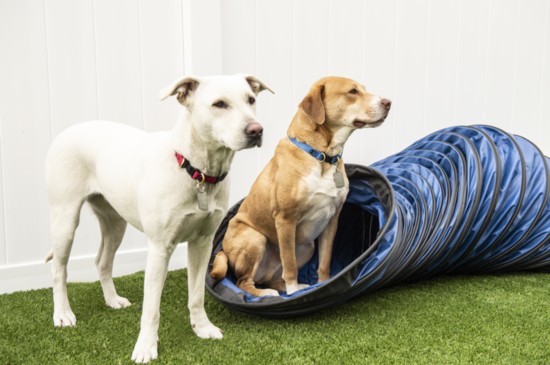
349 88 359 95
248 96 256 105
212 100 229 109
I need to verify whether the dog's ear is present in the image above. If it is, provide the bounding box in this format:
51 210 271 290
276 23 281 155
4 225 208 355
299 84 325 125
244 76 274 95
159 77 200 105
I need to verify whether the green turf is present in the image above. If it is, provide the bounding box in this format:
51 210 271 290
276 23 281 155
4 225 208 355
0 270 548 365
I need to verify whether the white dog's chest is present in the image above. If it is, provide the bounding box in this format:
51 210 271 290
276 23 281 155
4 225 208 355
172 208 224 243
145 184 227 244
297 166 348 242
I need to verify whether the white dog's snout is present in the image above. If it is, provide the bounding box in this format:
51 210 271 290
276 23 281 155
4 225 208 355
244 120 263 148
245 122 263 138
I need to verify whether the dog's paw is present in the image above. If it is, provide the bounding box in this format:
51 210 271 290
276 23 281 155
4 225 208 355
258 288 280 297
193 321 224 339
131 337 158 364
53 309 77 327
105 295 132 309
286 283 309 295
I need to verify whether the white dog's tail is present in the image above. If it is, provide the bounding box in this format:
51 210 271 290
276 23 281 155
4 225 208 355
210 251 228 280
45 249 53 263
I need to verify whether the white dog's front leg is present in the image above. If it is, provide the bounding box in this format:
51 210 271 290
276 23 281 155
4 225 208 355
187 237 223 339
131 240 175 364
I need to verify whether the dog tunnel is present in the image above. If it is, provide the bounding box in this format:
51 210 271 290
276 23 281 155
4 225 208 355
206 125 550 318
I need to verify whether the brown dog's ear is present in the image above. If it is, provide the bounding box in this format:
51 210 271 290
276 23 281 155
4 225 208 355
245 75 274 95
159 77 200 105
299 84 325 125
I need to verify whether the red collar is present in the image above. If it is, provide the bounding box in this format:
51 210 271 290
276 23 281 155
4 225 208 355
175 152 227 184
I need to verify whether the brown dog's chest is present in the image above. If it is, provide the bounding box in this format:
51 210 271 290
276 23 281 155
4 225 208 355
296 166 348 243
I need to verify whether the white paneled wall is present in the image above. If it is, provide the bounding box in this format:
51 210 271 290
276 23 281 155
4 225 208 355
224 0 550 168
0 0 549 293
0 0 53 274
0 0 189 293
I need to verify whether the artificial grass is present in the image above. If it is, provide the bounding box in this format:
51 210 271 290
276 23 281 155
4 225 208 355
0 270 548 365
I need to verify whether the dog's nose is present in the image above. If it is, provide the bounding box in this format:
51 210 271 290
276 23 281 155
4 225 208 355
381 98 392 110
245 122 263 138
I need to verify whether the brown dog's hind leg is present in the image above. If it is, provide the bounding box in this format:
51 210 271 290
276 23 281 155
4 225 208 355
263 279 286 293
225 223 279 297
210 251 229 280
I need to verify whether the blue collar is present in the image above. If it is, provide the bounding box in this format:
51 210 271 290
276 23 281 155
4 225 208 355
288 137 342 164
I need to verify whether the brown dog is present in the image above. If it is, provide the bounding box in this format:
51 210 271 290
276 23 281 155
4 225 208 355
210 77 391 296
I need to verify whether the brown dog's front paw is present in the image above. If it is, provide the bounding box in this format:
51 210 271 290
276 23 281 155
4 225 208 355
258 288 279 297
286 283 309 295
317 274 330 283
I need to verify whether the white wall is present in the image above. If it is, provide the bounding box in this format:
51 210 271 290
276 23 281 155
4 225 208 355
222 0 550 200
0 0 549 293
0 0 191 293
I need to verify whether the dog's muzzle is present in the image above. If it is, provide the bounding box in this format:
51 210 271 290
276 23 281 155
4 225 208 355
245 122 263 147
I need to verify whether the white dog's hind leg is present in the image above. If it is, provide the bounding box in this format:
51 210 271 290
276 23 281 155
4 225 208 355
88 195 131 309
187 237 223 339
132 240 175 364
49 203 83 327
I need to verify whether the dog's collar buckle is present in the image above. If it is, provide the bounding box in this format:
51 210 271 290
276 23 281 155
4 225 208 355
192 171 206 184
288 137 342 165
175 152 227 184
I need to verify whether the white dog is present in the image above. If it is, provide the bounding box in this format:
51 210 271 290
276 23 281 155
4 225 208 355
45 74 272 363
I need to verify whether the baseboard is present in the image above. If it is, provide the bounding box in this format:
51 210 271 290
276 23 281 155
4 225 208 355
0 244 187 294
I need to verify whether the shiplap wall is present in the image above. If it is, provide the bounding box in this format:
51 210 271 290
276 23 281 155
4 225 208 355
0 0 549 293
224 0 550 201
0 0 192 292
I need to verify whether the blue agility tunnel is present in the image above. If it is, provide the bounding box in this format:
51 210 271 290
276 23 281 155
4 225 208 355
206 125 550 317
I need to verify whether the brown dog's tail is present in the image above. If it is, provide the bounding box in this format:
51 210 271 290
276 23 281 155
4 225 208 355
210 251 229 280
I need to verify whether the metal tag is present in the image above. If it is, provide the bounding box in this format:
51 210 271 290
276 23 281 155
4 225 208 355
196 184 209 211
333 170 345 189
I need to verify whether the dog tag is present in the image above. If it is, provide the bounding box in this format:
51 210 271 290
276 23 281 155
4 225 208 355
196 183 209 211
333 170 345 189
197 190 209 211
